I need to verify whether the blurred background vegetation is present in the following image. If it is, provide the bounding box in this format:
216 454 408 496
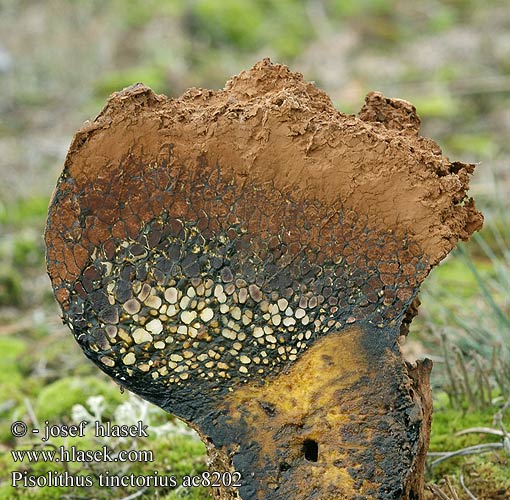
0 0 509 499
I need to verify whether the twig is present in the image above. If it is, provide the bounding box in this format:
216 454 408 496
62 495 94 500
493 395 510 429
428 443 503 467
445 476 460 500
456 427 505 437
426 483 452 500
459 474 478 500
441 332 460 408
24 397 40 429
117 488 148 500
453 345 476 409
0 400 15 413
493 396 510 456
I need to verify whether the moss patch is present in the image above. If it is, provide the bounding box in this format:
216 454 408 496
34 376 125 422
428 398 510 497
0 429 209 500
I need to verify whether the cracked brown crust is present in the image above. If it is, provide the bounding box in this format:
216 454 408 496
46 59 481 305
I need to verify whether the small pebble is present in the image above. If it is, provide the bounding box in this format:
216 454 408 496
123 298 141 315
238 288 248 304
164 287 178 304
146 318 163 335
222 329 237 340
231 306 241 320
181 311 197 324
122 352 136 365
133 328 153 344
100 356 115 367
277 298 288 311
138 283 152 302
200 307 214 322
295 308 306 319
145 295 162 309
249 284 262 302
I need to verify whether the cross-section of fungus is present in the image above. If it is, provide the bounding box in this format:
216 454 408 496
45 59 482 500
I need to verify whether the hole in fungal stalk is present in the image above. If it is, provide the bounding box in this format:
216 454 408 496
302 439 318 462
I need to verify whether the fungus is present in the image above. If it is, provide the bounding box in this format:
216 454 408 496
45 59 482 500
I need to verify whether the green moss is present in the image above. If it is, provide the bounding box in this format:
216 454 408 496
193 0 265 50
0 368 22 390
412 93 459 119
329 0 393 18
445 133 497 157
128 432 206 477
155 433 207 477
93 65 169 100
0 266 23 307
190 0 312 59
35 376 125 422
36 334 96 378
12 235 44 269
0 338 28 443
127 433 209 498
0 438 80 498
438 254 494 288
0 337 26 385
0 337 27 359
160 486 211 499
0 424 210 500
429 401 510 494
426 6 457 32
422 253 493 314
0 196 48 226
430 405 504 452
464 456 510 497
0 391 23 444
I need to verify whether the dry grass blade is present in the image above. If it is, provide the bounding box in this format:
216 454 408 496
493 396 510 431
456 427 505 437
427 476 462 500
445 476 460 500
117 488 148 500
460 474 478 500
24 397 40 428
427 483 453 500
429 442 503 467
